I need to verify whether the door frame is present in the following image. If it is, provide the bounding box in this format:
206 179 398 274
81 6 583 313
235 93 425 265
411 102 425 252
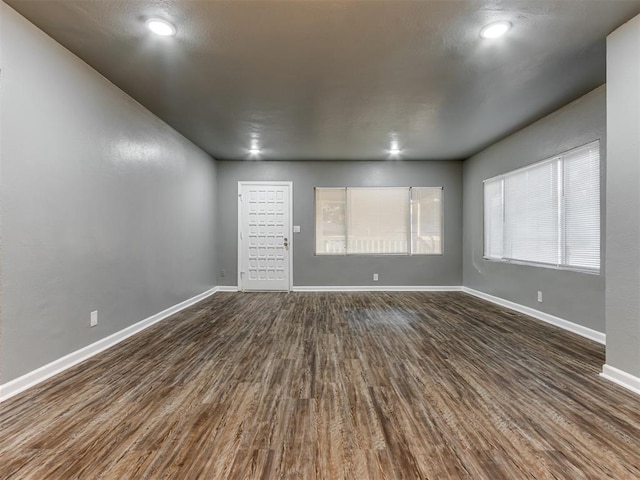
237 181 294 292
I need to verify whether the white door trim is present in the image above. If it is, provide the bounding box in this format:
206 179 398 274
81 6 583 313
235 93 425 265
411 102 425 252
237 181 293 291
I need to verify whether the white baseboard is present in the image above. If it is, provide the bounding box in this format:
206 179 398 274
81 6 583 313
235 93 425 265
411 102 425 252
0 287 219 403
601 364 640 396
462 287 606 345
291 285 463 292
216 286 239 292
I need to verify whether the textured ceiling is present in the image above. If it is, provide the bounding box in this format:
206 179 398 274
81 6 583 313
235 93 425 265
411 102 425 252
7 0 640 160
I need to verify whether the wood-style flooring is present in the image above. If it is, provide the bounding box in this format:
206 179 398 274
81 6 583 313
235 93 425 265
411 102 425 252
1 292 639 479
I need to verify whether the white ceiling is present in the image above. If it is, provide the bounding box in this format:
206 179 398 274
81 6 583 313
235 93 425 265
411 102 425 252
7 0 640 160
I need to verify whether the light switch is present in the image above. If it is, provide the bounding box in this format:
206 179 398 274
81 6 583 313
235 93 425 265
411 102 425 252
293 225 301 233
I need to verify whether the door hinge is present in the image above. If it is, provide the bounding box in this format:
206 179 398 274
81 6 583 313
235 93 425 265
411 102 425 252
240 231 243 240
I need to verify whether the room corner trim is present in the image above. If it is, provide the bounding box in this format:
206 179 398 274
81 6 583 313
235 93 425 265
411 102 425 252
601 364 640 396
461 287 606 345
292 285 463 292
0 286 219 403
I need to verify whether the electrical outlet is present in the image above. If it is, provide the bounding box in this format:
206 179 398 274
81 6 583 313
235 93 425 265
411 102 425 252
537 291 543 303
373 273 379 281
220 269 226 277
90 310 98 327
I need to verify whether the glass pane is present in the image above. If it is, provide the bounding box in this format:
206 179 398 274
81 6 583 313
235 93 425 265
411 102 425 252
504 159 560 265
483 179 503 259
411 187 443 254
347 187 409 254
315 188 346 255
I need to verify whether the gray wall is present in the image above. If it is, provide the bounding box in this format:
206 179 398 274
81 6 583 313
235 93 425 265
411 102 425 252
217 161 462 287
463 86 606 333
1 6 218 383
605 17 640 376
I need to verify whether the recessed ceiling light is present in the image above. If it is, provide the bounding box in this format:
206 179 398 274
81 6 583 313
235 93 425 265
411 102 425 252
249 148 261 155
146 18 176 37
390 147 401 156
480 21 511 39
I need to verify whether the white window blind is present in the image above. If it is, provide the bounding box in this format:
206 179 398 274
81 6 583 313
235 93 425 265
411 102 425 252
315 187 442 255
484 140 600 272
504 159 560 265
563 143 601 270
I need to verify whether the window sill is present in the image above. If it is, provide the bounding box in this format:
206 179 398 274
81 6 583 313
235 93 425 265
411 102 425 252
482 257 600 275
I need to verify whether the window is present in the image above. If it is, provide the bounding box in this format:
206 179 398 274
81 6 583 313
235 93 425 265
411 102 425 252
315 187 442 255
484 140 600 272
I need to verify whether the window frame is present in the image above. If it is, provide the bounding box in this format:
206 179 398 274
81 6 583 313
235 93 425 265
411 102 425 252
482 140 601 275
314 186 444 257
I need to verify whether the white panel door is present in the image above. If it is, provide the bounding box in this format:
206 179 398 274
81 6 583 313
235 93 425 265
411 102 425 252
239 182 292 291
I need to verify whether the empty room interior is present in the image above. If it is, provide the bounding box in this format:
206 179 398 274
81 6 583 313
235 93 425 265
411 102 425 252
2 0 640 478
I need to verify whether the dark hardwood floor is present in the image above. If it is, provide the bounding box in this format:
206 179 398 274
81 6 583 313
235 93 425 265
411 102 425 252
1 292 639 479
